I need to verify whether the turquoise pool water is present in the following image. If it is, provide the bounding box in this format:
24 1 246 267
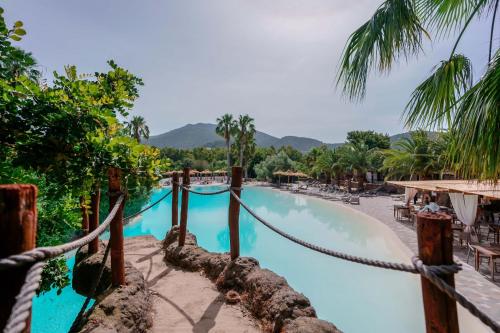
32 185 483 333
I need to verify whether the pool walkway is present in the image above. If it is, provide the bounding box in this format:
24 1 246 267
277 186 500 328
123 236 260 332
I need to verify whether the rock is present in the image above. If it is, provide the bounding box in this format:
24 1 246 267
72 244 111 296
203 253 231 280
245 269 288 319
281 316 341 333
267 287 316 332
75 262 152 333
162 225 197 248
164 244 211 271
225 290 241 304
216 257 260 291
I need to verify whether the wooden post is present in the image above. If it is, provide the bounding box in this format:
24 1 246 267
228 166 243 260
108 168 125 286
416 212 459 333
179 167 190 246
79 196 89 235
89 188 100 254
172 172 179 227
0 184 37 333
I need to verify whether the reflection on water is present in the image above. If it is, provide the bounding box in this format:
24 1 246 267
33 185 424 333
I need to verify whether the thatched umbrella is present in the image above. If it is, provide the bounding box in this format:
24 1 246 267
273 170 286 186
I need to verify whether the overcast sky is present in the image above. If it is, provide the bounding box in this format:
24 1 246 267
3 1 492 143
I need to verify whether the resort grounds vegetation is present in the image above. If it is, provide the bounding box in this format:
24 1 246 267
161 120 453 189
0 8 169 294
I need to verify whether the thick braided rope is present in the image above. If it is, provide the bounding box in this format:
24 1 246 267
181 185 230 196
231 190 440 273
3 262 46 333
412 257 500 333
123 190 172 221
69 241 112 333
0 195 124 270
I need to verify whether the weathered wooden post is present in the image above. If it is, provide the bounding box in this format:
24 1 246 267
228 166 243 260
172 172 179 226
416 212 459 333
108 168 125 286
179 167 190 246
0 184 37 332
89 187 101 254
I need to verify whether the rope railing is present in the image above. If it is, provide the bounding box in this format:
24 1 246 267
229 189 500 333
2 187 174 333
180 185 231 196
124 190 172 221
0 195 125 270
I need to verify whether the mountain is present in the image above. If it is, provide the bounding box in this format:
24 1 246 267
146 123 417 151
146 123 333 151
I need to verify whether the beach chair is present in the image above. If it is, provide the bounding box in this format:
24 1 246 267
349 195 360 205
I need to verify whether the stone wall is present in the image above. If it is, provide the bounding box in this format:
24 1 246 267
163 226 341 333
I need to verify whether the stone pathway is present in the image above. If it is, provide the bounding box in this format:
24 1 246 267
285 188 500 328
123 236 260 333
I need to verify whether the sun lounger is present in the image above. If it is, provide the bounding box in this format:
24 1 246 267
349 195 360 205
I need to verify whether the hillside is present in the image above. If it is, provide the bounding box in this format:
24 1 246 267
146 123 333 151
146 123 416 151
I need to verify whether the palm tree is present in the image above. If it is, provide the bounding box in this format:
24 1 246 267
215 114 236 181
126 116 149 143
234 114 256 177
336 143 371 191
313 148 338 184
381 130 446 180
337 0 500 180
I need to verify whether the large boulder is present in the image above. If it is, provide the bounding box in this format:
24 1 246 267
75 262 152 333
72 243 111 296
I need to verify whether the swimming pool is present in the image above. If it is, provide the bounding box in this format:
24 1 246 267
32 185 489 332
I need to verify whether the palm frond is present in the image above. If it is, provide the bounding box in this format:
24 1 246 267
337 0 427 100
416 0 492 37
404 54 472 128
448 49 500 180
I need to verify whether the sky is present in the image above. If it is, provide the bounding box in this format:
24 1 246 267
3 1 493 143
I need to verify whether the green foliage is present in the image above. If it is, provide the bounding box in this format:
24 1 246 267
447 50 500 179
39 257 70 295
346 130 390 149
254 151 297 180
126 115 150 143
381 130 449 180
0 7 160 295
233 114 256 173
337 0 427 99
338 0 499 180
405 54 473 128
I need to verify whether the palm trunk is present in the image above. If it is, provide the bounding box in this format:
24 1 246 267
89 187 101 254
239 141 244 167
357 174 365 191
80 196 89 235
226 138 231 184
